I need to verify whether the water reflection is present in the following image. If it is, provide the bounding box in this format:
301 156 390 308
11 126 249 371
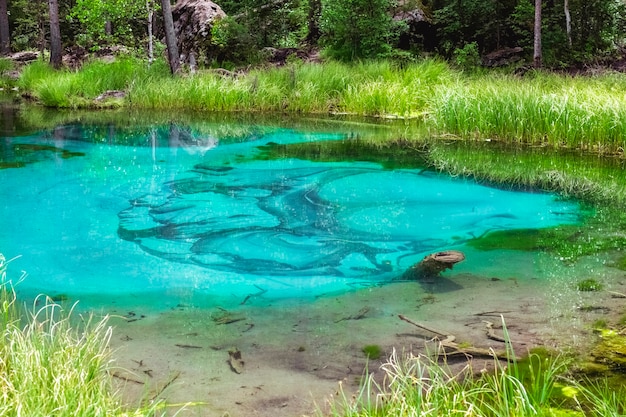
0 109 587 304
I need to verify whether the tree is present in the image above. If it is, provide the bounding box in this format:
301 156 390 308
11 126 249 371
305 0 321 45
161 0 179 74
70 0 148 48
0 0 10 55
564 0 571 47
533 0 541 68
320 0 402 60
48 0 62 69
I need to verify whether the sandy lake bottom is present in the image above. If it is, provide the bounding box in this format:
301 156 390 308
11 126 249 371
104 248 626 417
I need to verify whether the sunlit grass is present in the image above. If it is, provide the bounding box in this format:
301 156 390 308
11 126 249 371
322 343 625 417
431 72 626 152
0 257 166 417
18 57 626 153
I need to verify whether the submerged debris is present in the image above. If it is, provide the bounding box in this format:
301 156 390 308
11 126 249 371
228 348 245 374
401 250 466 281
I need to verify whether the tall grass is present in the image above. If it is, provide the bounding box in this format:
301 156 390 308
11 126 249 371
0 254 165 417
16 57 626 152
19 57 170 108
431 72 626 152
322 344 624 417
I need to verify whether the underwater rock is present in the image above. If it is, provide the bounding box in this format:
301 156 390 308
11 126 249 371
401 250 466 281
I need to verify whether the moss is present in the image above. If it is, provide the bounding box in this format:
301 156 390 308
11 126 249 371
589 333 626 370
592 319 608 330
576 279 603 292
467 228 544 251
362 344 382 360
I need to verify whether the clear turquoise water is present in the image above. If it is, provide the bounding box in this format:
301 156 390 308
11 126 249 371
0 121 582 310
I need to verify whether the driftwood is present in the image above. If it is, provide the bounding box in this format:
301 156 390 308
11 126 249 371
228 348 245 374
401 250 465 281
398 314 506 359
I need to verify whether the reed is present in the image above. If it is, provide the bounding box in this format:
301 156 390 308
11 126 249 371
320 337 626 417
16 57 626 152
431 72 626 153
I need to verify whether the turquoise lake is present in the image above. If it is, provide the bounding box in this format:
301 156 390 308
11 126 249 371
0 115 583 310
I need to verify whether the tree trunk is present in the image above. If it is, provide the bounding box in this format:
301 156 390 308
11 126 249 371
147 0 154 64
48 0 62 69
564 0 571 47
160 0 180 74
305 0 321 45
533 0 542 68
0 0 10 55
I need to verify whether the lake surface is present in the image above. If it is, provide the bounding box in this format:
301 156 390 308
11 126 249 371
0 113 582 310
7 109 626 417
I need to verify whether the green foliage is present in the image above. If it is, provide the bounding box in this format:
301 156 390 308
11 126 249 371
70 0 149 49
433 0 517 57
211 16 263 66
7 0 50 51
452 42 481 72
227 0 309 51
362 344 383 359
320 0 405 60
576 279 603 292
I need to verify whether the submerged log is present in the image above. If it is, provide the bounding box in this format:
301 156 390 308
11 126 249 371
402 250 465 281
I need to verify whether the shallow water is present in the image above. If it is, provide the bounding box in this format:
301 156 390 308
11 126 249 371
4 111 625 416
0 117 582 310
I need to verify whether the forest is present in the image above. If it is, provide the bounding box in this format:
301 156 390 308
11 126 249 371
1 0 626 71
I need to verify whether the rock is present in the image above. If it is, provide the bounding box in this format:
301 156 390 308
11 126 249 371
171 0 227 65
482 47 524 68
10 51 39 63
401 250 466 281
94 90 126 102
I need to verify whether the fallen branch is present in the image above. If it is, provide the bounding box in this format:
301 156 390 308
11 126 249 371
150 371 181 401
398 314 505 359
483 320 507 343
111 371 145 385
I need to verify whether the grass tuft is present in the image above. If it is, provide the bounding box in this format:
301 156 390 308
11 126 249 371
0 254 166 417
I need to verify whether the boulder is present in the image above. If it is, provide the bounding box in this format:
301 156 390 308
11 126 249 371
171 0 227 65
482 47 524 68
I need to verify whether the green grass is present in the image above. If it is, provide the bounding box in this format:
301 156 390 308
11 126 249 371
16 57 626 153
431 72 626 152
323 341 624 417
0 255 167 417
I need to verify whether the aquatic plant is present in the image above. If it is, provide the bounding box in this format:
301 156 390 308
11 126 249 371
362 345 383 360
323 346 573 417
431 72 626 153
576 279 603 292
